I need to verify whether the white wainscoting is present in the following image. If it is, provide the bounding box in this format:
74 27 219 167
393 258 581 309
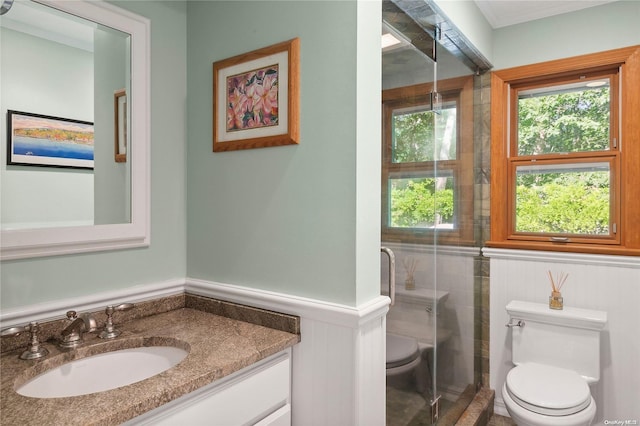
1 279 390 426
186 279 389 426
484 248 640 422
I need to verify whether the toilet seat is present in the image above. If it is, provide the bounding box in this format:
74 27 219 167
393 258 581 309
386 333 419 368
506 363 591 416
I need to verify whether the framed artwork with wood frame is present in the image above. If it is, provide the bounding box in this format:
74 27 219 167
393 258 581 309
213 38 300 152
114 89 127 163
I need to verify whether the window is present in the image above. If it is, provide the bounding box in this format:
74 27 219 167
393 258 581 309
382 76 474 245
489 46 640 255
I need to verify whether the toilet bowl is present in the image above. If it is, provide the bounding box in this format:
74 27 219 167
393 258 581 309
502 363 596 426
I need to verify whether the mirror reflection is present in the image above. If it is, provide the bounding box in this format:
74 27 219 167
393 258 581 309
1 0 131 231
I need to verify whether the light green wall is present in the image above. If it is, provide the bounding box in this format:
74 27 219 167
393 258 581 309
493 0 640 69
0 28 94 228
186 1 381 306
6 0 634 312
1 0 382 311
0 1 187 310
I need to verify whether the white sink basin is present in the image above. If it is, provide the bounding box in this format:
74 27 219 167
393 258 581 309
17 346 188 398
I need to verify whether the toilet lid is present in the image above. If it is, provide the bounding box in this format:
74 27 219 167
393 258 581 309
386 334 419 368
506 363 591 416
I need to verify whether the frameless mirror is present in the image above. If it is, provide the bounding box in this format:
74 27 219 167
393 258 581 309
0 0 150 260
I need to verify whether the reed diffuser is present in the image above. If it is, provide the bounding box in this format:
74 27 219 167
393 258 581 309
547 270 568 310
403 257 418 290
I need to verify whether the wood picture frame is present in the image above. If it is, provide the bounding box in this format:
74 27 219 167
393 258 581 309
114 89 127 163
6 110 94 169
213 38 300 152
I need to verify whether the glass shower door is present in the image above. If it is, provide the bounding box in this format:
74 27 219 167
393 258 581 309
382 3 480 424
382 14 443 424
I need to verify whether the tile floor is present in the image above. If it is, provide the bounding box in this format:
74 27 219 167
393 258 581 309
387 384 517 425
487 414 516 426
386 385 455 425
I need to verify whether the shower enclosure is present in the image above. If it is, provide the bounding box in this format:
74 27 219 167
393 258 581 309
380 1 491 424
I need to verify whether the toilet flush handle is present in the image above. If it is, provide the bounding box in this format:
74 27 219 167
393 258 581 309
505 319 525 328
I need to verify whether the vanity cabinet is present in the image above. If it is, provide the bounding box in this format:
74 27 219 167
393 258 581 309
127 349 291 426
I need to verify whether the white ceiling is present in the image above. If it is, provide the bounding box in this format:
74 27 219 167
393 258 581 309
0 0 100 52
474 0 619 29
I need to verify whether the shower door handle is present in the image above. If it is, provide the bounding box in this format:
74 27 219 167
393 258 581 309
381 247 396 306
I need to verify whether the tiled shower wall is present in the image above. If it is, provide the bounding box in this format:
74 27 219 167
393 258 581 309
473 72 492 388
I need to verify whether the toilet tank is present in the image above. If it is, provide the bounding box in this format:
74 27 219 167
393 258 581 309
506 300 607 383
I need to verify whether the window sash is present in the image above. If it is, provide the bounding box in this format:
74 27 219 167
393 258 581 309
507 153 620 245
386 170 457 230
504 69 620 245
391 102 458 163
509 69 619 159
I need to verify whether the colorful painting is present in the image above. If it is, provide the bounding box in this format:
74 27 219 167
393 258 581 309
227 65 279 132
7 110 94 169
213 38 300 152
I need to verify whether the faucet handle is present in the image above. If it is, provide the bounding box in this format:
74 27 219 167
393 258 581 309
110 303 135 313
1 322 49 360
20 322 49 360
99 303 135 340
1 325 27 338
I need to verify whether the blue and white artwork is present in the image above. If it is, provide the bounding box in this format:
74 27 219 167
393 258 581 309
7 110 94 169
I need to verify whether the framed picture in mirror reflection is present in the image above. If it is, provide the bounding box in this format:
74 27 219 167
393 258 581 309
114 89 127 163
6 110 94 169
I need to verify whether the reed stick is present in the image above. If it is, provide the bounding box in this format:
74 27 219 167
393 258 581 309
548 270 568 293
403 257 418 278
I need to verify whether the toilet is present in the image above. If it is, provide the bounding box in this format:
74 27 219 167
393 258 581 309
502 300 607 426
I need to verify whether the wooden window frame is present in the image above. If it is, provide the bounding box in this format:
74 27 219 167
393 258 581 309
488 46 640 256
382 76 475 245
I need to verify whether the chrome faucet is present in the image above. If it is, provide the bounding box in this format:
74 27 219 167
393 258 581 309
59 310 97 349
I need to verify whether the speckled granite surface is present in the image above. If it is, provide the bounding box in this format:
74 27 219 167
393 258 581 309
185 294 300 335
1 307 300 425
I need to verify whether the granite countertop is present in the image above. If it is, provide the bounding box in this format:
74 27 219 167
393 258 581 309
0 307 300 425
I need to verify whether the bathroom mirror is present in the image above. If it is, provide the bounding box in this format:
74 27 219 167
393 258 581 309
0 0 150 260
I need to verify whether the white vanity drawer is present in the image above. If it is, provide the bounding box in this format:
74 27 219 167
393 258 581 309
254 404 291 426
128 349 291 426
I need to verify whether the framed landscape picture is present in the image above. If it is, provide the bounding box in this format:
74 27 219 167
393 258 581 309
213 38 300 152
6 110 94 169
